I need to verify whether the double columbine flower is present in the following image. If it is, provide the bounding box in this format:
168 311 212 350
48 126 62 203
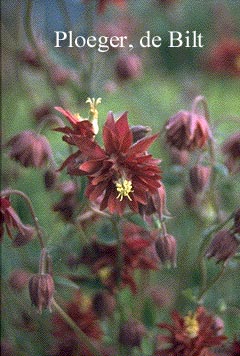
76 112 162 215
56 106 162 215
156 307 227 355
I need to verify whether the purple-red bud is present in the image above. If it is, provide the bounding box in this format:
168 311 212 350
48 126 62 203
206 229 239 263
155 234 177 267
119 319 146 347
29 274 55 313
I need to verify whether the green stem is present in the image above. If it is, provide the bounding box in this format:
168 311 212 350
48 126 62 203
24 0 64 106
52 299 102 356
198 263 226 303
1 189 45 249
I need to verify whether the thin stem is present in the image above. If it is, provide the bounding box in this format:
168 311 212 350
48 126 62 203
24 0 64 106
39 248 47 274
52 299 102 356
192 95 221 222
111 216 122 286
198 263 226 303
1 189 45 249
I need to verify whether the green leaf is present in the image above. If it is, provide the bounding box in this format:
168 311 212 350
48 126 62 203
125 214 151 231
54 276 80 290
142 298 156 328
96 219 118 244
182 288 197 303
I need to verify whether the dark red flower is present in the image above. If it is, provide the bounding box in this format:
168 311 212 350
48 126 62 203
221 132 240 174
77 112 161 215
156 307 227 356
52 292 102 356
7 130 52 168
207 37 240 77
79 224 159 293
165 111 212 151
0 196 35 242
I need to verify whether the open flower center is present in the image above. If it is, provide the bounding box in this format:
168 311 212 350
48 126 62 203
115 178 134 201
184 312 199 338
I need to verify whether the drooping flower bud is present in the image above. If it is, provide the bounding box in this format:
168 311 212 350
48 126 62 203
119 319 146 347
92 291 116 319
44 169 58 191
183 186 198 208
221 132 240 173
12 225 35 247
28 274 55 313
115 54 143 81
7 131 53 168
155 234 177 267
139 185 167 220
206 229 239 263
189 165 211 193
130 125 152 143
165 110 212 151
169 147 189 165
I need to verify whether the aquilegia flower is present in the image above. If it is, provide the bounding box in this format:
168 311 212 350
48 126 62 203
155 307 227 356
75 111 161 215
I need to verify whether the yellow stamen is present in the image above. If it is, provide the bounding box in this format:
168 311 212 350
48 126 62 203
74 113 83 121
86 97 102 134
98 267 112 283
79 294 92 313
115 178 134 201
184 312 199 338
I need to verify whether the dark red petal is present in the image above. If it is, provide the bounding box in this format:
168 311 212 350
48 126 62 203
75 137 106 159
54 107 79 126
80 159 104 174
115 112 133 152
128 133 159 156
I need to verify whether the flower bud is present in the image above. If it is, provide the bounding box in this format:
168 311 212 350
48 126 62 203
183 187 198 208
1 339 14 356
115 54 143 81
139 185 167 220
29 274 55 313
130 125 151 143
119 319 146 347
189 165 211 193
7 131 53 168
206 229 239 263
33 104 52 122
169 147 189 165
8 269 30 292
92 291 116 319
155 234 177 267
165 110 211 151
234 208 240 234
12 225 35 247
211 316 225 336
221 132 240 174
44 169 58 190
